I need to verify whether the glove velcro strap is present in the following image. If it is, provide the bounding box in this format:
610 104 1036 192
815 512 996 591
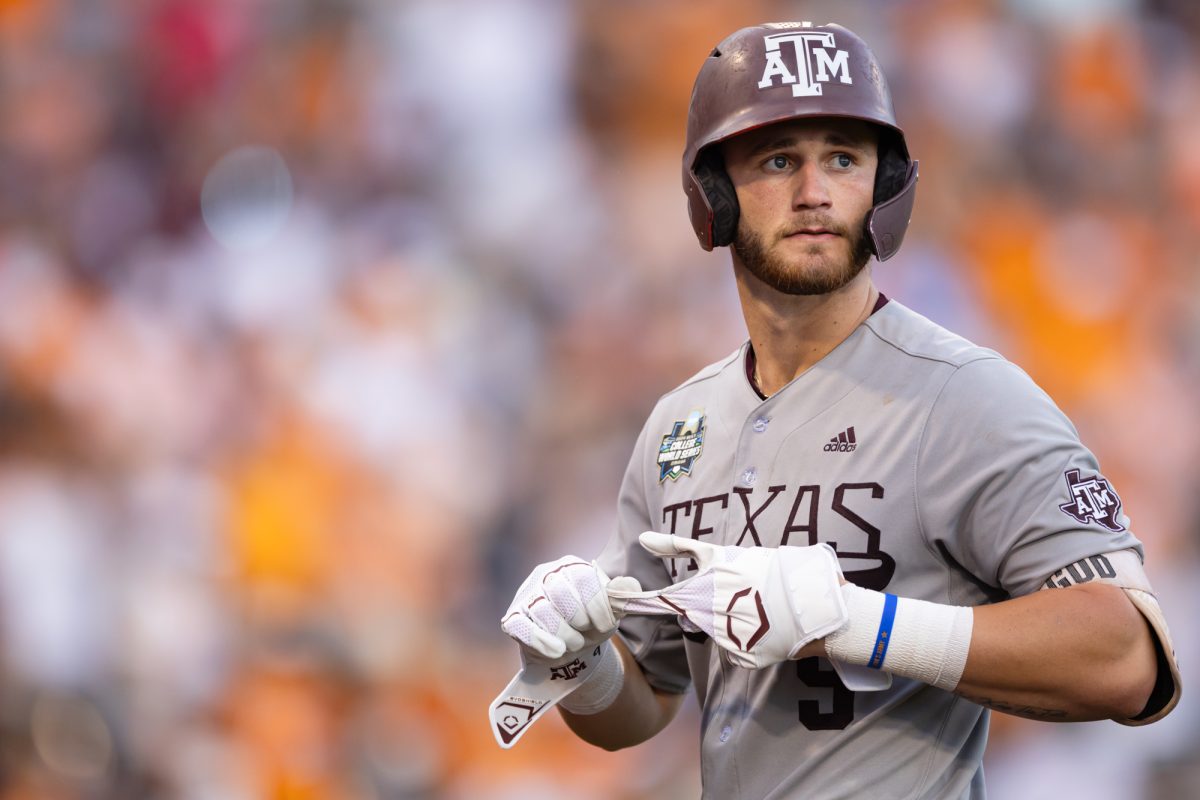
826 584 973 691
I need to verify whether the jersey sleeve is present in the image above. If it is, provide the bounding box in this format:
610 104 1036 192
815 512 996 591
594 421 692 695
915 357 1142 598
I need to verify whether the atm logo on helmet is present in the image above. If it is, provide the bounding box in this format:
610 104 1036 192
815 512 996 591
758 30 853 98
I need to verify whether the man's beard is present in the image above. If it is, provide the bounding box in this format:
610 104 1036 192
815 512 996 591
733 216 873 296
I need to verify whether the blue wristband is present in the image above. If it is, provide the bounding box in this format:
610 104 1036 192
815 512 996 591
868 593 898 669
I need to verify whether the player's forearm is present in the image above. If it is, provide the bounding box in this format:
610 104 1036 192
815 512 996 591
953 582 1157 721
821 580 1159 722
559 637 683 750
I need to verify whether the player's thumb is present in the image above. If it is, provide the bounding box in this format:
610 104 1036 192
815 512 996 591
605 575 642 617
607 575 641 595
638 531 718 567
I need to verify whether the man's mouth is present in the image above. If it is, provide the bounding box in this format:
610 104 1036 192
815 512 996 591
784 227 840 239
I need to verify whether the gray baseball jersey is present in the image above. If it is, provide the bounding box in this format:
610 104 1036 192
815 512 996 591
596 298 1143 800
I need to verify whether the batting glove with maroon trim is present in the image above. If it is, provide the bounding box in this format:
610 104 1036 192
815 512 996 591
609 532 849 670
501 556 641 664
491 558 640 745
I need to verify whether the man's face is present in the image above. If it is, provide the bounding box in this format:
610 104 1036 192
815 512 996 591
721 118 879 296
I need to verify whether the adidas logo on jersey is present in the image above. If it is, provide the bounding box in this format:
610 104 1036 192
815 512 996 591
823 427 857 452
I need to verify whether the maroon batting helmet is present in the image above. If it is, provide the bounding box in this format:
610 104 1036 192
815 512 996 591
683 22 918 260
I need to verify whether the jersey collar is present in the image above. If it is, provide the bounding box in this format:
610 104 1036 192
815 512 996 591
744 293 890 400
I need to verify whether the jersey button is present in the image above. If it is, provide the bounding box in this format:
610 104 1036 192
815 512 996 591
753 416 770 433
719 725 733 742
741 467 757 487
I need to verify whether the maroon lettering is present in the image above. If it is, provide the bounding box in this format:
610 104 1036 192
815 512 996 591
662 501 692 534
796 658 854 730
733 485 786 546
655 482 897 591
662 500 692 576
781 484 821 546
831 482 895 591
686 494 729 572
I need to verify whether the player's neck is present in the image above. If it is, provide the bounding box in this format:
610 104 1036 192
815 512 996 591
734 264 878 397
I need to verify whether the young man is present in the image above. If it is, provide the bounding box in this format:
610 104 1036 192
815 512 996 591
495 22 1181 798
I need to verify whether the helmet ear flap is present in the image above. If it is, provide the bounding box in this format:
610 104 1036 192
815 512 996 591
867 159 918 262
874 131 910 205
694 152 740 248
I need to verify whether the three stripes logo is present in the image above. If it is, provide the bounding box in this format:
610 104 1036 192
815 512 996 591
823 426 857 453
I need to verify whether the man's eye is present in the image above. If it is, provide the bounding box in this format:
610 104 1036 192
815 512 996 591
768 155 789 170
834 154 853 168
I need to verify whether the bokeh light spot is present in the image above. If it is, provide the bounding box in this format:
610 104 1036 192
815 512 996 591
201 145 293 250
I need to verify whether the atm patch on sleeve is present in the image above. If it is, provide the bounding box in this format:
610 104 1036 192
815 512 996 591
1058 468 1125 532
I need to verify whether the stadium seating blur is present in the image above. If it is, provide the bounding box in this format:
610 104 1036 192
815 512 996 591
0 1 1196 797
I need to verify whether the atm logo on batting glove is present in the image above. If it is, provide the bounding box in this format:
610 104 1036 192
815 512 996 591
550 659 588 680
1058 468 1125 532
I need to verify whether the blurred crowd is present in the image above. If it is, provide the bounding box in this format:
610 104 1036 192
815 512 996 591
0 0 1198 797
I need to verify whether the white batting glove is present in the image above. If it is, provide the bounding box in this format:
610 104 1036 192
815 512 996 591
501 556 640 662
490 557 640 746
607 532 849 670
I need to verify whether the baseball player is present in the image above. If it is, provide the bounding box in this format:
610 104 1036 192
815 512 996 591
493 22 1181 799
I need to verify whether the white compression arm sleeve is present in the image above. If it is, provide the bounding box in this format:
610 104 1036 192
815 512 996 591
824 585 974 692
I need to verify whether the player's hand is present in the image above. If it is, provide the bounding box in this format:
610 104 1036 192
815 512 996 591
611 532 849 669
501 556 641 664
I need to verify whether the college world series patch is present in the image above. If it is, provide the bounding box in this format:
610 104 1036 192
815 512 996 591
1058 468 1125 532
658 410 706 482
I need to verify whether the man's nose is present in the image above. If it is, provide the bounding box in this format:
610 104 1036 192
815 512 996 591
792 161 832 209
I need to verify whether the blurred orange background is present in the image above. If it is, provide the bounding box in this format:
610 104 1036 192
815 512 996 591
0 0 1197 798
